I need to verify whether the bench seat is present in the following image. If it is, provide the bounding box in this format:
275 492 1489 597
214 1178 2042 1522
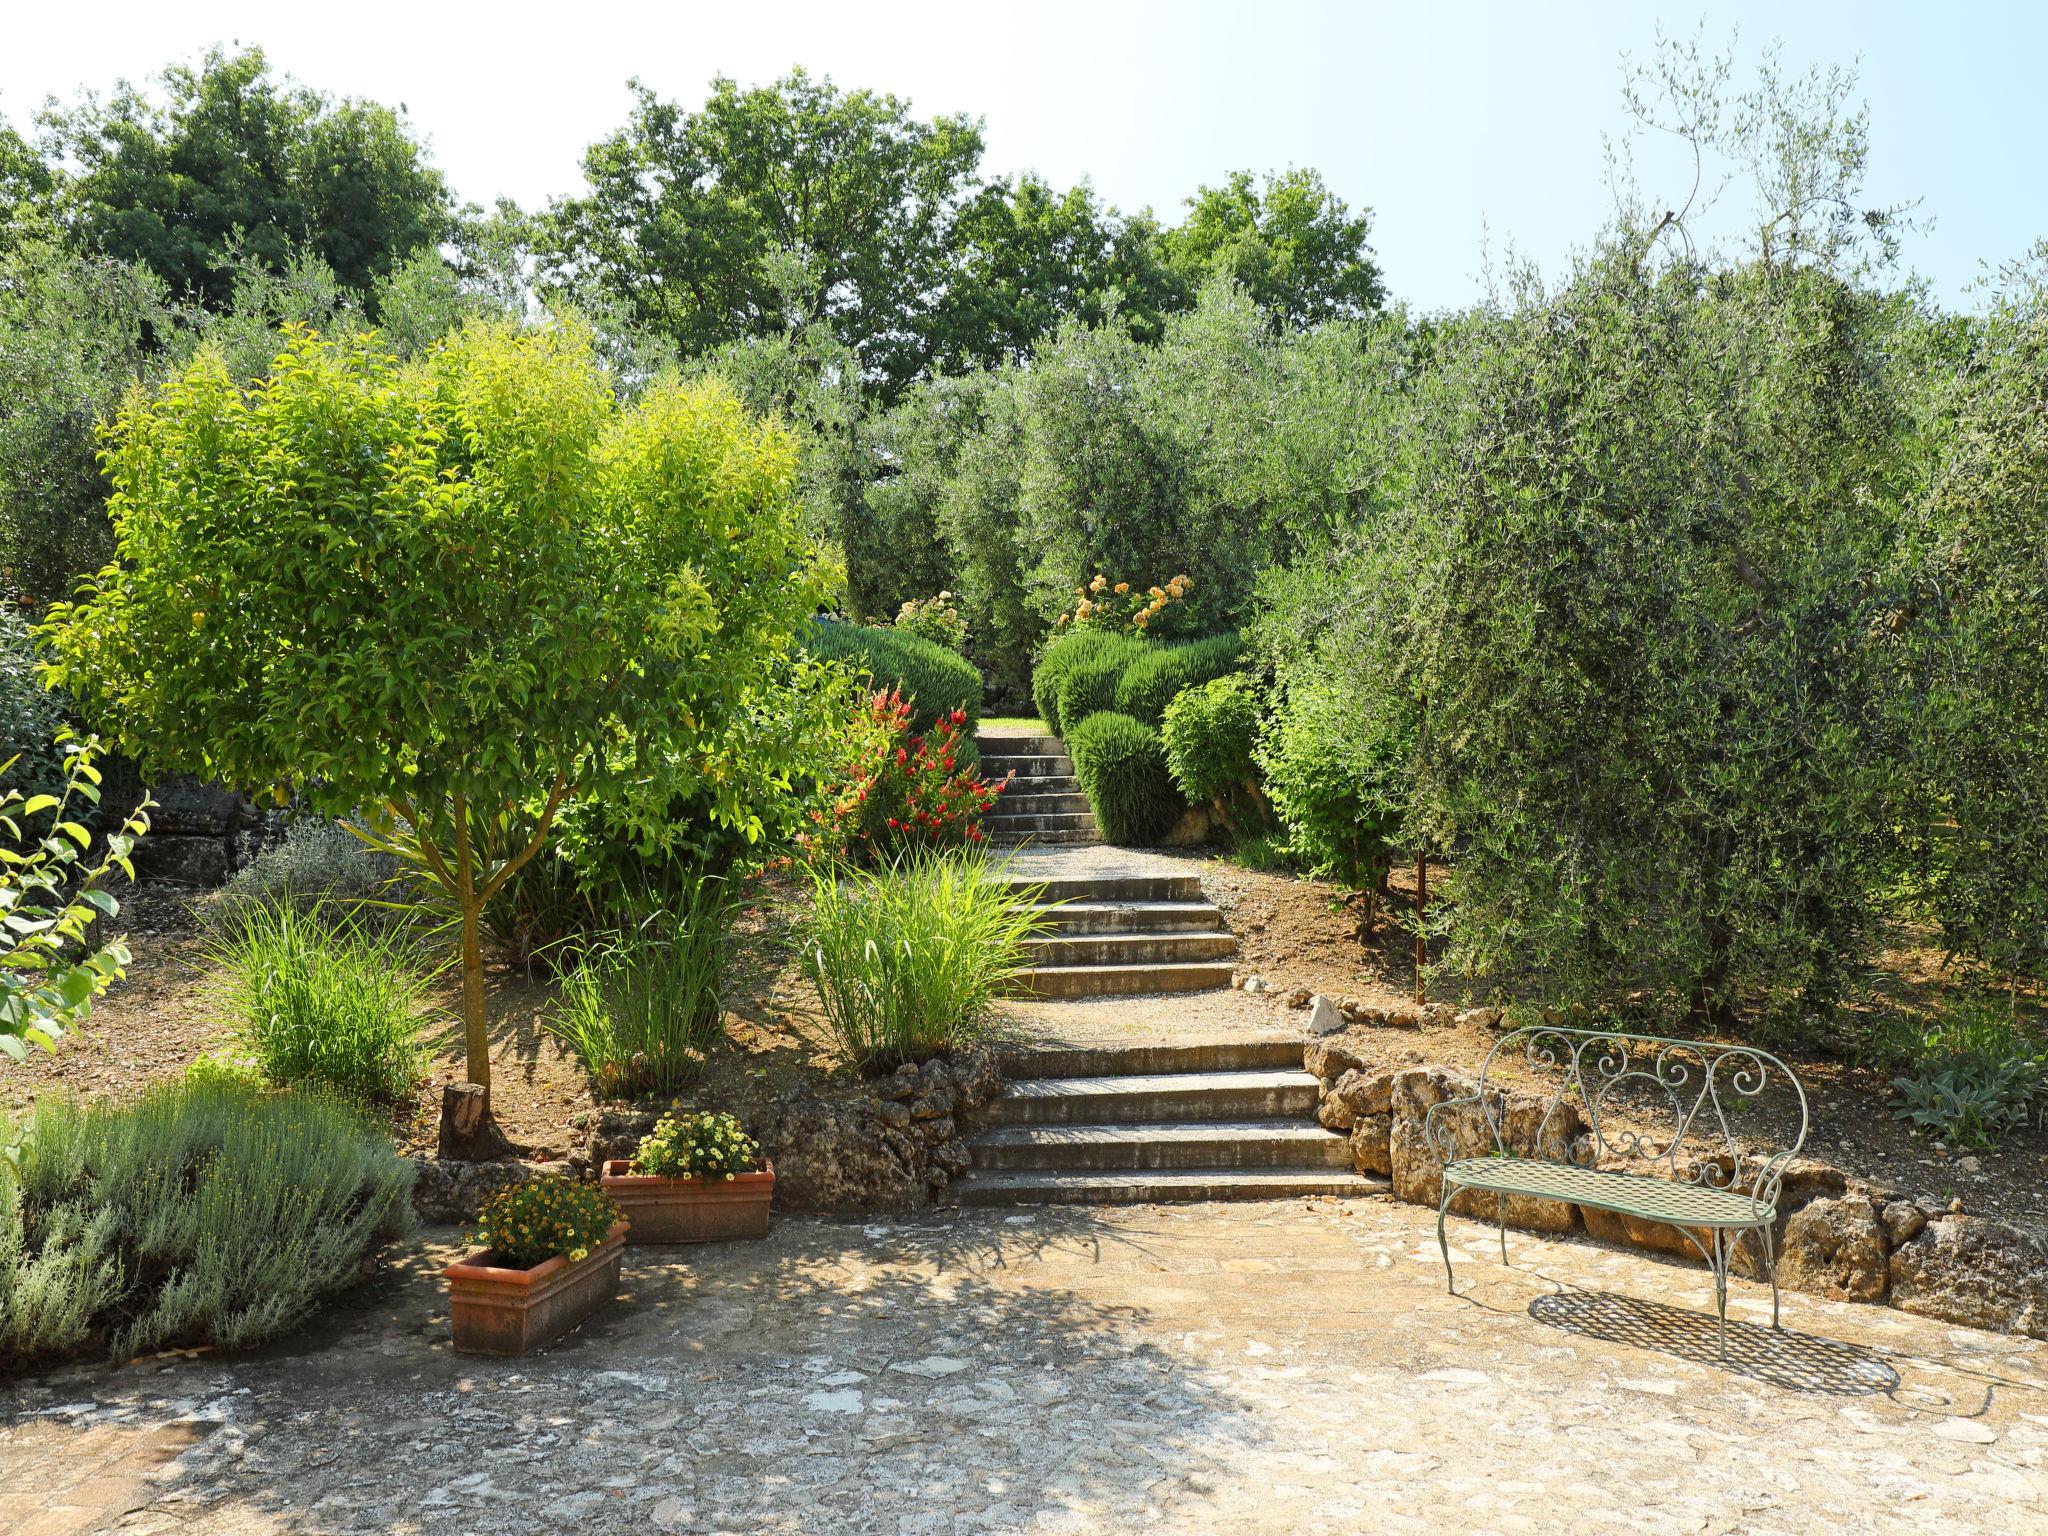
1443 1158 1773 1230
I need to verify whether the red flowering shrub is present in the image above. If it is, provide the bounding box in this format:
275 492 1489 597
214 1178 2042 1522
807 690 1006 861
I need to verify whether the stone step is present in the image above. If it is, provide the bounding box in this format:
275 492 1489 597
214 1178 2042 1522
995 789 1092 815
980 1069 1321 1126
980 754 1075 780
1032 900 1225 936
994 1039 1304 1078
1023 931 1239 967
970 1120 1352 1172
991 773 1081 796
983 810 1098 836
950 1167 1386 1207
1013 960 1237 998
1004 873 1202 903
986 828 1096 845
976 733 1062 757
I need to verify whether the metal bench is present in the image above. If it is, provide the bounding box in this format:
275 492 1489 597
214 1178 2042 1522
1427 1026 1809 1357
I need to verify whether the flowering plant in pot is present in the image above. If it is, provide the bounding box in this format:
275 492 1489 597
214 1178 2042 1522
599 1109 774 1243
445 1177 628 1355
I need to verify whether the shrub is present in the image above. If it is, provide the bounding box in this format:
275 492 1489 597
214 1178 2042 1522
1030 629 1152 736
545 877 738 1100
1067 711 1185 846
631 1110 760 1180
1162 673 1266 830
800 850 1046 1071
1114 631 1243 725
893 592 969 654
0 1075 413 1366
216 817 397 915
0 604 70 802
810 689 1001 861
1257 672 1405 894
1889 995 2046 1151
1052 572 1197 636
469 1176 621 1269
807 619 982 732
204 899 434 1102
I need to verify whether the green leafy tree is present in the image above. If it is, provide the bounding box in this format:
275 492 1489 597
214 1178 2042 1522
543 69 984 395
1159 168 1382 329
40 45 449 310
44 321 814 1100
0 109 55 252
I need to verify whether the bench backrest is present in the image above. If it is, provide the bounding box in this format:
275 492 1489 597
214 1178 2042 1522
1469 1026 1808 1207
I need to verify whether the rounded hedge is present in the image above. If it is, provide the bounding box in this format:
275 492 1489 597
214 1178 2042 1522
1113 632 1244 726
1162 672 1262 806
1031 629 1153 736
1067 711 1185 846
808 619 983 732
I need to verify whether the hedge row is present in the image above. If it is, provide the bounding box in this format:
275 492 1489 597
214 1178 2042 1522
808 619 984 732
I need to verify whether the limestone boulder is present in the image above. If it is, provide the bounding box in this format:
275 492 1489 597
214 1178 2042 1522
1303 1036 1371 1085
753 1092 929 1212
1386 1066 1580 1233
1349 1113 1393 1176
1778 1194 1888 1303
1889 1214 2048 1338
1329 1067 1397 1119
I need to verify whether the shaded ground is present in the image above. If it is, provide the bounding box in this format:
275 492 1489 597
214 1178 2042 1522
7 1197 2045 1535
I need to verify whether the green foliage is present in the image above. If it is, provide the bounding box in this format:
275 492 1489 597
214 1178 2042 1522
0 1074 413 1366
1030 629 1153 737
799 851 1045 1071
811 689 999 861
1888 992 2046 1150
1115 632 1244 725
805 620 983 732
893 592 968 653
631 1110 760 1180
40 45 450 309
1256 664 1408 893
0 606 69 801
1158 168 1383 329
216 818 397 915
1067 711 1185 847
468 1176 621 1269
203 899 433 1103
545 878 738 1100
0 737 149 1063
1161 673 1264 816
43 321 814 1089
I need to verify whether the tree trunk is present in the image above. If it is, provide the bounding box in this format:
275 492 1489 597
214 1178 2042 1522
460 895 490 1090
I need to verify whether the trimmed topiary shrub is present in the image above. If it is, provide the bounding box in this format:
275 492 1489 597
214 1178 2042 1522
1031 629 1153 737
1162 672 1266 831
1067 711 1185 846
1114 632 1244 725
808 619 983 732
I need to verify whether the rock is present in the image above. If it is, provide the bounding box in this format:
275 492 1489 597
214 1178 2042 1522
1889 1214 2048 1338
1956 1155 1983 1176
1241 975 1268 994
438 1083 514 1162
1316 1096 1356 1132
1384 1006 1423 1029
949 1046 1002 1110
1882 1201 1928 1248
930 1138 972 1177
408 1156 551 1224
1349 1114 1393 1176
1302 1037 1370 1085
885 1065 921 1102
1386 1066 1580 1232
754 1092 928 1212
135 834 230 887
1455 1008 1502 1030
1778 1195 1888 1303
1286 988 1313 1009
915 1114 957 1147
909 1087 956 1121
1329 1067 1397 1118
1421 1003 1457 1028
1305 995 1346 1036
147 775 246 837
877 1100 912 1131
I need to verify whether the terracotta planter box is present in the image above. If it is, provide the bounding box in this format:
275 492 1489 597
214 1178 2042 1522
600 1159 775 1243
445 1219 628 1356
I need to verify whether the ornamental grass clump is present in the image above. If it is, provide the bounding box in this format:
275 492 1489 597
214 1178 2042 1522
631 1110 761 1180
800 850 1047 1072
469 1176 623 1269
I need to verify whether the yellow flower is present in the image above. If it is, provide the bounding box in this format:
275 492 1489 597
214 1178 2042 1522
1090 574 1107 593
1148 586 1164 599
1114 582 1129 594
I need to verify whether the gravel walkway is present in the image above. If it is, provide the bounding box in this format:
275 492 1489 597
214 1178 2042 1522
9 1197 2045 1535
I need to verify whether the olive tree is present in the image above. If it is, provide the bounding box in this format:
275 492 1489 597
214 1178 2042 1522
45 320 811 1104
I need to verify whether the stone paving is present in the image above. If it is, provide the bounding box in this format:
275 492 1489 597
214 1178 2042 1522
6 1196 2047 1535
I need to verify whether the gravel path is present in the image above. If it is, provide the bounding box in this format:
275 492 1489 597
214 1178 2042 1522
9 1198 2045 1535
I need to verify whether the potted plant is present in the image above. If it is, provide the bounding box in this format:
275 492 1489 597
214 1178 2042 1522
445 1176 628 1355
600 1109 775 1243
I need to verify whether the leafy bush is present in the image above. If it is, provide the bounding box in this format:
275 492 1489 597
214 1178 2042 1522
800 851 1045 1071
1052 572 1197 637
1162 673 1266 830
1030 628 1152 736
1067 711 1185 846
1257 671 1406 893
631 1110 761 1180
204 899 434 1102
1117 631 1244 725
1889 995 2046 1150
0 1075 413 1366
807 619 983 732
810 688 1001 860
893 592 969 653
216 817 397 915
546 877 738 1100
0 605 70 802
469 1176 622 1269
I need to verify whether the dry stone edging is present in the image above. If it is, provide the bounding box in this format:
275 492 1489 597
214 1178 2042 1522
1303 1029 2048 1341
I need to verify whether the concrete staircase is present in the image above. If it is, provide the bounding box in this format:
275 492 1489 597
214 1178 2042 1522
952 1041 1385 1206
1009 867 1239 998
980 730 1098 846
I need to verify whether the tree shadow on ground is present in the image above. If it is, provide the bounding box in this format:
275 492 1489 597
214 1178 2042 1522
1528 1288 1900 1395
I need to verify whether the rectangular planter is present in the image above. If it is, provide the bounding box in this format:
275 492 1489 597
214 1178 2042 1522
445 1219 628 1356
599 1160 775 1243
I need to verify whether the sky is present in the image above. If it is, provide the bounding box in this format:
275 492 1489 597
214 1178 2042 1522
2 0 2042 314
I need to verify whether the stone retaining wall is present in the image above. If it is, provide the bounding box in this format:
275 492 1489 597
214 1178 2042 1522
1305 1032 2048 1340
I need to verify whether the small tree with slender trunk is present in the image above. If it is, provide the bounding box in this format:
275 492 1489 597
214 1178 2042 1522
45 320 811 1130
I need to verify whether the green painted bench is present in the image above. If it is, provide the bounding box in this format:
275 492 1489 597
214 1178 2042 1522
1426 1026 1809 1358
